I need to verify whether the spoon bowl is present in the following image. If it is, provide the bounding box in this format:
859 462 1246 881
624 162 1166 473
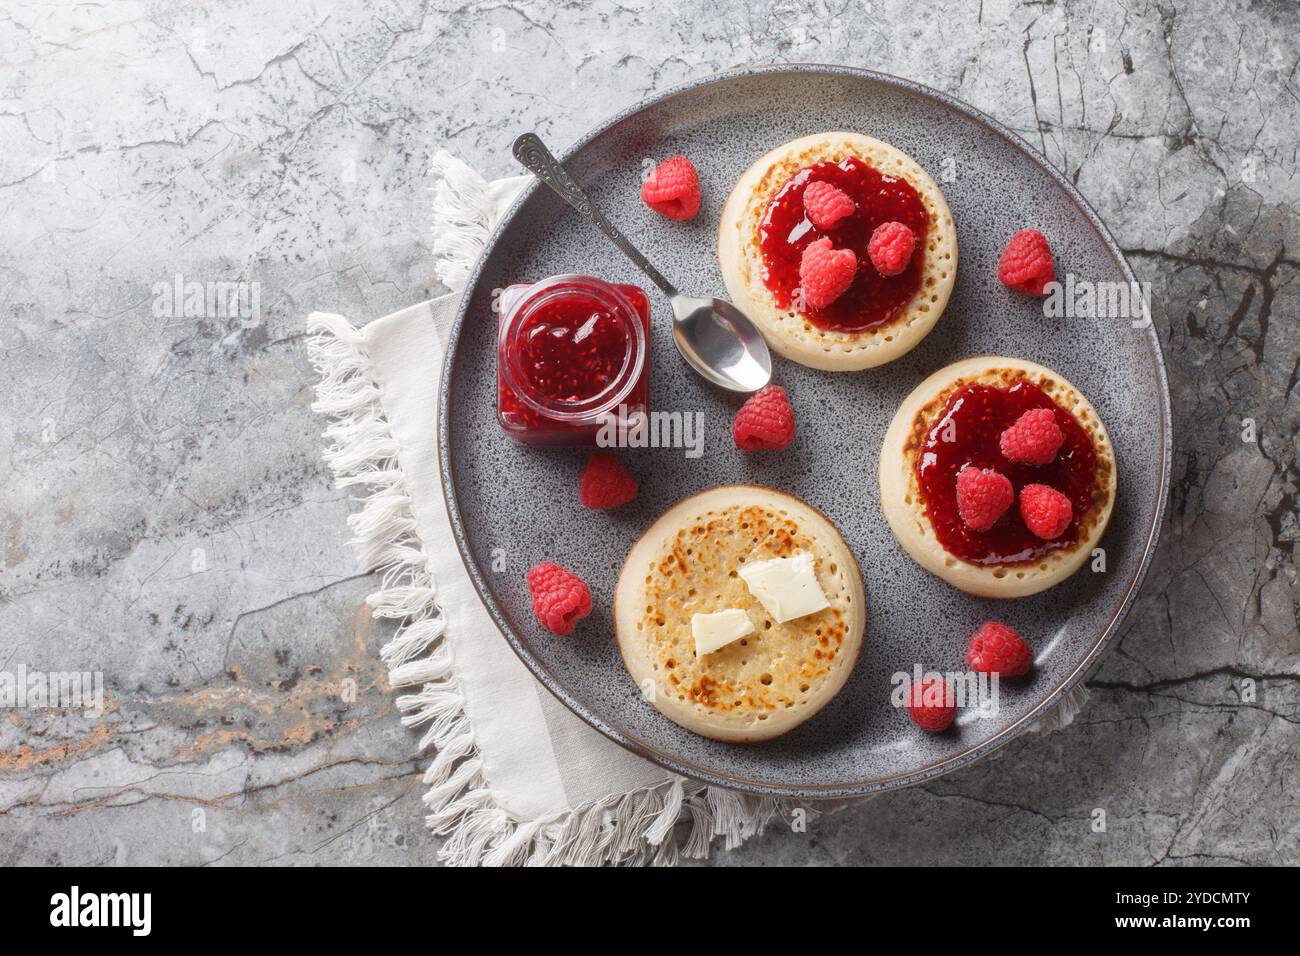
671 295 772 392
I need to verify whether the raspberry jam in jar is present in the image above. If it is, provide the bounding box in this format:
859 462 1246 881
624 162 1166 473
915 380 1099 565
496 275 650 446
759 156 928 332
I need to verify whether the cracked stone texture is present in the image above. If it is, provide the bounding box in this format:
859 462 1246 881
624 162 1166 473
0 0 1296 866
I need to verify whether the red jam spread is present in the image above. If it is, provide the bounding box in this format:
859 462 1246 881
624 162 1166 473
759 156 928 332
916 380 1098 565
497 275 650 446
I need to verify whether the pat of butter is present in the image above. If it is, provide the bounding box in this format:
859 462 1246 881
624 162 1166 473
692 609 755 656
737 551 830 623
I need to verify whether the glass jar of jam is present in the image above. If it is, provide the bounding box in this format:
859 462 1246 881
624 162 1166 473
496 275 651 446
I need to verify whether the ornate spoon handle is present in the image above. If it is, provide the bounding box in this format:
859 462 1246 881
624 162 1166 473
512 132 677 298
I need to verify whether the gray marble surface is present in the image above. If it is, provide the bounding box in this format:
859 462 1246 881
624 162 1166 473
0 0 1295 866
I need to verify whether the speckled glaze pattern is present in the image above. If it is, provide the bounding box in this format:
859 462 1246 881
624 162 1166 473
439 65 1171 798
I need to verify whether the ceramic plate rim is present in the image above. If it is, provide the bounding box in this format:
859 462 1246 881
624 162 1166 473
437 63 1173 799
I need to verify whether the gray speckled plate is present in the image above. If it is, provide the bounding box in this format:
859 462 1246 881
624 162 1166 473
439 65 1171 798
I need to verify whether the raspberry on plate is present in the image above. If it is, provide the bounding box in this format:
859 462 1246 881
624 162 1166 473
802 180 855 230
966 621 1034 677
999 407 1065 465
867 220 917 277
798 237 857 309
732 384 796 451
955 465 1014 532
579 452 637 509
907 677 956 732
526 562 593 636
997 228 1055 295
641 155 701 221
1019 483 1073 540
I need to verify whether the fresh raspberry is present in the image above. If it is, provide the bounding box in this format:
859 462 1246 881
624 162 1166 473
966 621 1034 677
907 677 956 732
579 452 637 509
997 229 1055 295
999 407 1066 465
955 466 1014 532
526 562 592 636
1019 483 1073 540
867 221 917 277
798 237 857 309
641 155 701 221
732 384 796 451
803 180 855 230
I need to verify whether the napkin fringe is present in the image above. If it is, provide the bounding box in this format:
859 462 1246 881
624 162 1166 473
307 308 798 866
431 150 498 292
1029 683 1090 732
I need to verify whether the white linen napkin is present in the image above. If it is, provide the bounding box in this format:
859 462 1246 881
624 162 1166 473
305 153 796 866
306 151 1086 867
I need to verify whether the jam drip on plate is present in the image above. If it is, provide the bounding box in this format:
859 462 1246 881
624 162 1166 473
758 156 928 332
916 380 1098 565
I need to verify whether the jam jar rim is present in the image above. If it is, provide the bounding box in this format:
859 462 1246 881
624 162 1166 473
498 274 647 424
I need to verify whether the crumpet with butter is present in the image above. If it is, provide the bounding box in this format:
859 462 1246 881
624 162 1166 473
614 485 865 743
718 132 957 371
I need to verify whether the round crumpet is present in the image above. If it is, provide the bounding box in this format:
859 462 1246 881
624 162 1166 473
879 357 1117 598
718 132 957 371
614 485 865 743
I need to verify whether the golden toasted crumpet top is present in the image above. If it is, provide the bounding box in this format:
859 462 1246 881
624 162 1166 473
718 132 957 371
615 485 865 743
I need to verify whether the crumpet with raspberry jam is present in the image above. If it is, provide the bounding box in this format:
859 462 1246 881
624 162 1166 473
718 132 957 371
879 357 1117 598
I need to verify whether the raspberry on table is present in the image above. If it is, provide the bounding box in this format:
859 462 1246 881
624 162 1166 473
579 452 637 509
907 677 957 732
999 407 1066 465
955 466 1014 532
966 621 1034 677
798 237 857 309
641 155 701 221
1019 483 1073 540
732 384 796 451
803 180 855 230
997 228 1055 295
867 220 917 277
526 562 593 636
